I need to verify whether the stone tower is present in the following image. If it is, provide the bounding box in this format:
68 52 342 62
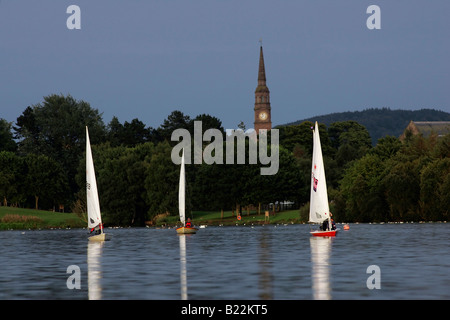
254 45 272 133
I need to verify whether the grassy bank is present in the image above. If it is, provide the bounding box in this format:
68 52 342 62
155 209 304 227
0 206 303 230
0 206 85 230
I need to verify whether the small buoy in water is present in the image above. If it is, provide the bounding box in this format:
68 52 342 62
343 224 350 230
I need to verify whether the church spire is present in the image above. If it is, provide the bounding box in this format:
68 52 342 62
258 45 266 86
256 45 269 94
254 43 272 133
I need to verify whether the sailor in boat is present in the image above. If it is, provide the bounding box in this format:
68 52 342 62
90 223 103 235
330 213 336 230
185 218 192 228
320 213 336 231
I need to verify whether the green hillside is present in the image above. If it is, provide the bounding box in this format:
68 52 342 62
280 108 450 145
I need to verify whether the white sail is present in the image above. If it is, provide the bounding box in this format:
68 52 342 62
86 126 102 229
179 149 186 225
309 122 330 224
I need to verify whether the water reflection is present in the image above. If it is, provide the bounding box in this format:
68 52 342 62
179 234 188 300
87 241 104 300
310 237 332 300
258 229 272 299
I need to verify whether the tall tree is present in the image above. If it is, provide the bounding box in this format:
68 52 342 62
157 110 191 142
0 151 23 206
328 121 372 167
24 153 68 210
338 153 389 222
145 141 180 219
14 106 40 154
0 119 17 152
107 117 155 147
14 94 106 202
369 135 402 160
106 116 123 147
278 121 315 154
420 158 450 221
189 113 225 135
382 159 422 221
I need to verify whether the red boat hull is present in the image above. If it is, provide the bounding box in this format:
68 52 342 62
310 230 338 237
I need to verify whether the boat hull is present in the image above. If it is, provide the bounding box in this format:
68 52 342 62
310 230 337 237
88 233 111 241
176 227 198 234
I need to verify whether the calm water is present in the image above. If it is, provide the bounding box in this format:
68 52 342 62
0 223 448 300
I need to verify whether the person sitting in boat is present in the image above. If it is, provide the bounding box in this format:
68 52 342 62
331 218 336 230
320 212 335 231
90 224 102 235
185 218 192 228
329 212 336 230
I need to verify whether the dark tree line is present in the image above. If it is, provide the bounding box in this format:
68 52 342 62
336 133 450 222
1 94 448 224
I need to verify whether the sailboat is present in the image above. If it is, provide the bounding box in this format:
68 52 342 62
309 122 337 237
86 126 110 241
176 150 197 234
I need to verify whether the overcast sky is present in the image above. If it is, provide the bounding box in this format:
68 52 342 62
1 0 449 130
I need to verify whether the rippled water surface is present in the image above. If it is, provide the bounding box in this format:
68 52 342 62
0 223 449 299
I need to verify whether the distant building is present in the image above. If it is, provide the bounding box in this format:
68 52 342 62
400 120 450 141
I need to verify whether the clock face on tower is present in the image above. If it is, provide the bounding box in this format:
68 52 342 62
259 112 267 120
